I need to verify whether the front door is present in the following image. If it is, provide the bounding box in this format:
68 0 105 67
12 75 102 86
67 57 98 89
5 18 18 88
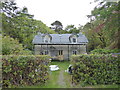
50 50 58 57
58 50 63 60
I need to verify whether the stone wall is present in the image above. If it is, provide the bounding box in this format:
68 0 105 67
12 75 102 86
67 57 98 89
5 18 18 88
34 44 87 60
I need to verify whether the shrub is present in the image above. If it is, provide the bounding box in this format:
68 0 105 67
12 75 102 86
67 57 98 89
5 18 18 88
71 54 119 86
90 49 120 54
1 36 34 55
20 49 33 55
1 36 24 55
2 55 51 88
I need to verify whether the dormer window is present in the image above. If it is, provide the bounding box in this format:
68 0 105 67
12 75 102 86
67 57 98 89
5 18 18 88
73 38 76 43
44 35 51 43
70 35 77 43
45 40 48 43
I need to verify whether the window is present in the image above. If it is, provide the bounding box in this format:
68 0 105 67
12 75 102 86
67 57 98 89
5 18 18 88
40 52 43 55
70 35 77 43
73 50 77 55
45 51 49 55
45 40 48 43
58 50 63 55
73 38 76 43
44 35 51 43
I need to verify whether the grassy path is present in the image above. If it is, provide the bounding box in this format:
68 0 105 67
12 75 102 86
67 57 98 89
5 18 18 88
24 61 75 88
41 61 73 88
58 70 66 87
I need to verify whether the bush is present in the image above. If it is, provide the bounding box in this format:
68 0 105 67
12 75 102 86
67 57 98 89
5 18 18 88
20 49 33 55
2 36 24 55
90 49 120 54
2 55 51 88
1 35 33 55
71 54 119 86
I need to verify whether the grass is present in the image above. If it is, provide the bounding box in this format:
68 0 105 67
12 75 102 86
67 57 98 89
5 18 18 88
41 61 71 88
20 61 119 88
90 85 119 88
21 61 72 88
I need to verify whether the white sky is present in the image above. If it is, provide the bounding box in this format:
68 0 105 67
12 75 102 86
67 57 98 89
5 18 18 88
15 0 98 28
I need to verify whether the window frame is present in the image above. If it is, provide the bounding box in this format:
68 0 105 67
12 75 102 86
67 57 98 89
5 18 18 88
44 50 49 55
73 38 76 43
44 35 51 43
70 35 77 43
72 50 77 55
58 50 63 55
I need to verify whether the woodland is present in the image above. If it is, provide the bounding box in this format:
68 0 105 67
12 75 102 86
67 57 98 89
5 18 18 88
1 1 120 54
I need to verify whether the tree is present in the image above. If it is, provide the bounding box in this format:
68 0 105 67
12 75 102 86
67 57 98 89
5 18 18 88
65 25 79 34
1 1 33 18
1 1 55 51
1 35 24 55
92 1 120 49
65 25 75 31
51 20 63 33
83 1 120 51
1 35 32 55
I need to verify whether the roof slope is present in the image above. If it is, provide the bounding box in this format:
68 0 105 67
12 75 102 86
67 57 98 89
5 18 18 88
32 33 88 44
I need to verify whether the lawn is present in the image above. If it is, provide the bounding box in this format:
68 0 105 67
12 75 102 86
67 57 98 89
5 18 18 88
21 61 119 88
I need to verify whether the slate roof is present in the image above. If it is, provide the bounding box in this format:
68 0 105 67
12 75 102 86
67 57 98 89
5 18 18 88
32 33 88 44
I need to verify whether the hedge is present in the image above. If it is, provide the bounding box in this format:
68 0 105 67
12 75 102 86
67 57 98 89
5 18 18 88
2 55 51 88
90 49 120 54
71 54 119 86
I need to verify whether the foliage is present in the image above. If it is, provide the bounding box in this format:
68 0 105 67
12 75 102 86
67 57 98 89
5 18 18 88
1 1 55 50
1 35 32 55
83 1 120 51
65 25 79 34
71 54 119 86
2 55 51 88
2 35 23 55
51 20 63 33
51 21 63 29
23 61 72 88
90 49 120 54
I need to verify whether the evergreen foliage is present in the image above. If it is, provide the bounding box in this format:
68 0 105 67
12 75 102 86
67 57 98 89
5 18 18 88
1 1 55 51
2 55 51 88
71 54 119 86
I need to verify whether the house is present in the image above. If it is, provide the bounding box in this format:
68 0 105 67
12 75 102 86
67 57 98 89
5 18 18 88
32 32 88 60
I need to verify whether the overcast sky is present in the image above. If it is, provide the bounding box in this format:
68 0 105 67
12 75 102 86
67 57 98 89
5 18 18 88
15 0 98 28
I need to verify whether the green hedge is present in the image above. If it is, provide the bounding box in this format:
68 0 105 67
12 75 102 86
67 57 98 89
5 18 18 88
71 54 119 86
2 55 51 88
90 49 120 54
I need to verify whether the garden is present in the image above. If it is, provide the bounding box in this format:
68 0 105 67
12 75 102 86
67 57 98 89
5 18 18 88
2 54 119 88
1 0 120 89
